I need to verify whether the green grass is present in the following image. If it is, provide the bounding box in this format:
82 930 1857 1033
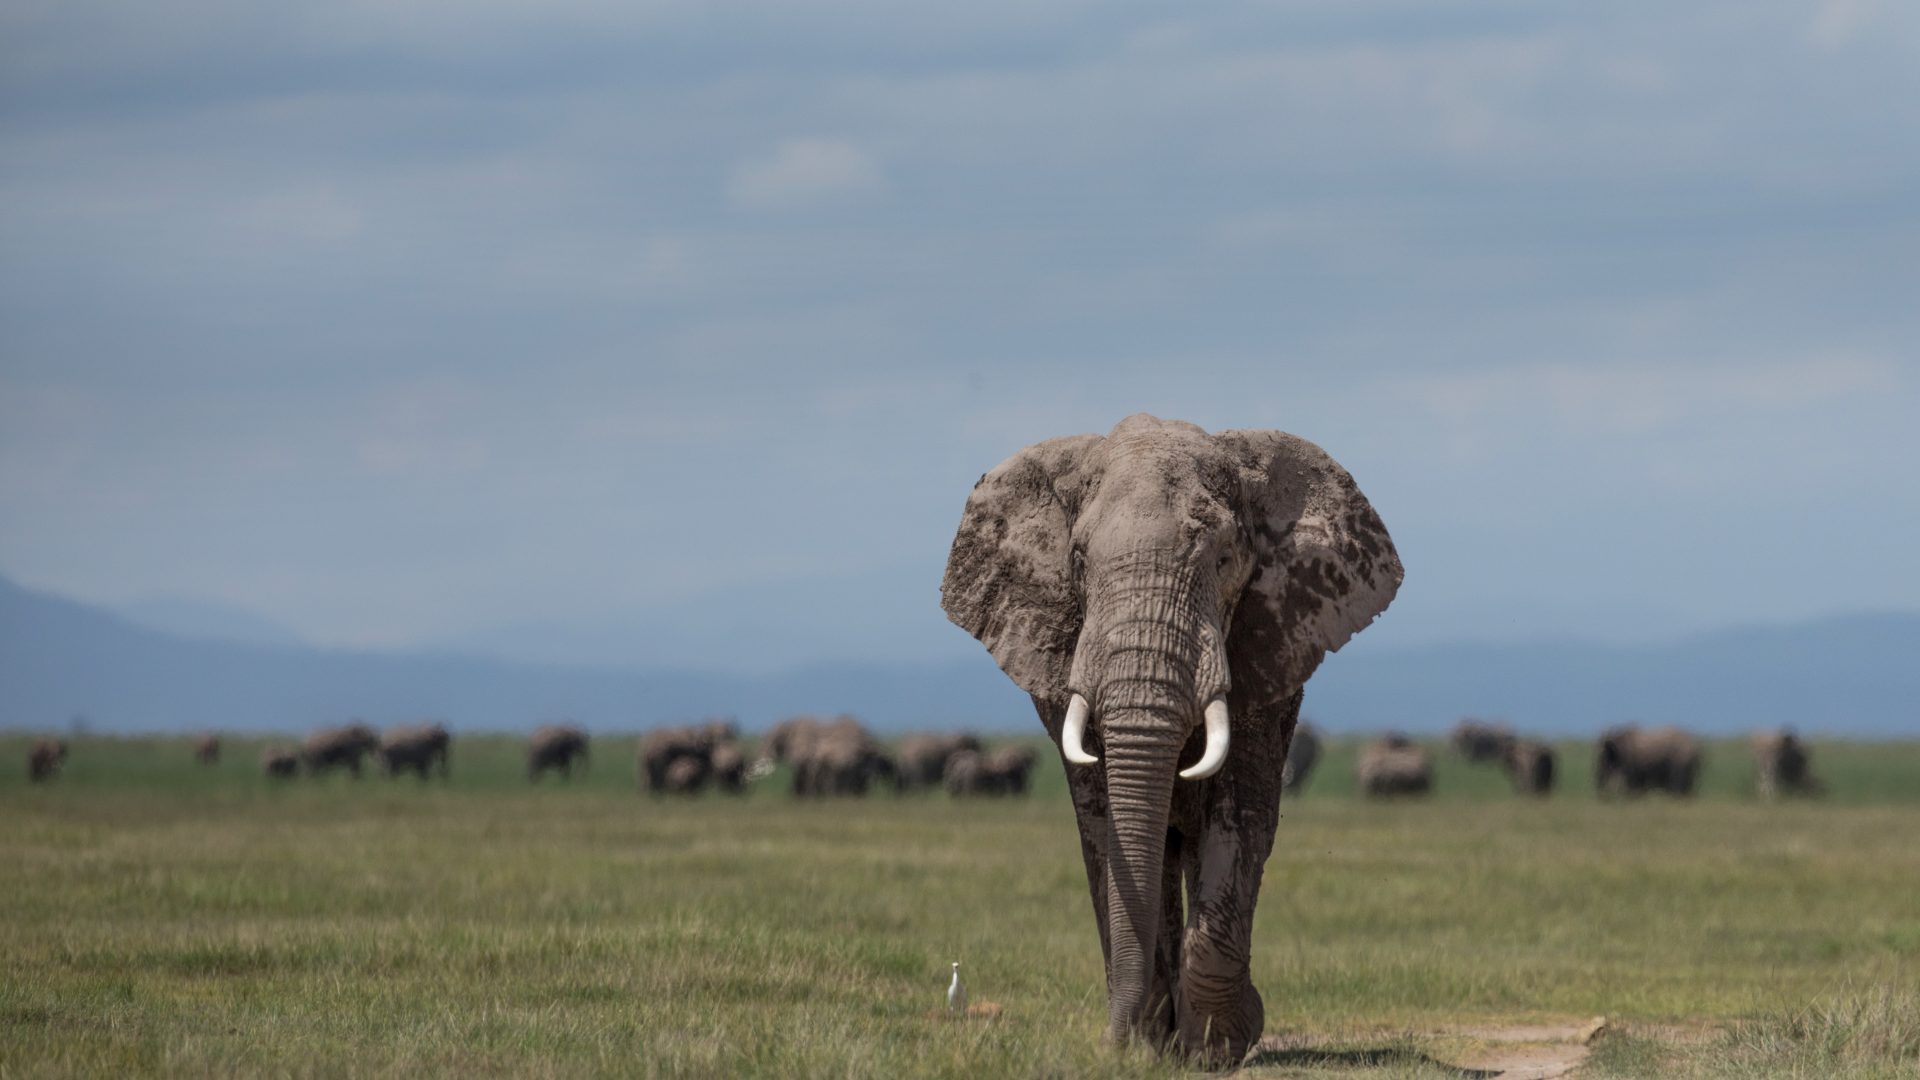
2 733 1917 1077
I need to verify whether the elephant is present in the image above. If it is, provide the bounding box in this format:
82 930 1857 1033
944 745 1040 796
797 721 896 797
639 720 747 795
1503 738 1555 796
661 755 709 794
302 722 380 777
1280 721 1322 796
756 714 832 775
757 714 894 797
940 413 1402 1064
1751 728 1822 800
942 749 989 795
27 737 68 782
1596 724 1702 797
640 722 716 793
985 745 1039 794
1450 718 1515 763
193 732 222 765
260 746 300 779
380 722 451 780
527 723 590 781
895 732 985 792
1357 734 1432 797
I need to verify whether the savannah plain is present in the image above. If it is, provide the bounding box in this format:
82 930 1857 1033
3 732 1917 1078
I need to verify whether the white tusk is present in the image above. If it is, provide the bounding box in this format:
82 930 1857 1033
1180 696 1230 780
1061 694 1098 765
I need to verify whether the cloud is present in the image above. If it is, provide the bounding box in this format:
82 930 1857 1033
726 138 886 211
1809 0 1902 49
1395 356 1902 439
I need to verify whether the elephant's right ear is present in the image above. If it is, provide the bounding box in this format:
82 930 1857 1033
940 434 1102 704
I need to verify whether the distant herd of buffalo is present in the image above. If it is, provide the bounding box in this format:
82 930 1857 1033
20 716 1823 800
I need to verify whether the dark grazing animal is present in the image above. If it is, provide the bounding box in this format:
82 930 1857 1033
1751 728 1822 800
895 732 985 792
1503 738 1556 796
261 746 300 779
380 722 452 780
1358 734 1432 797
302 723 381 777
944 745 1040 797
1451 718 1516 763
1596 724 1702 797
27 737 68 782
527 724 590 781
639 719 752 795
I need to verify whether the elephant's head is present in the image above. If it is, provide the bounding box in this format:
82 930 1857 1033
940 413 1400 1046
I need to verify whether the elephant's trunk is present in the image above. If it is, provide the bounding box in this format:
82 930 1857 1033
1101 711 1185 1044
1079 550 1222 1046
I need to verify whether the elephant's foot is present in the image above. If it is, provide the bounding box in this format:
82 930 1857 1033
1174 913 1264 1067
1175 978 1263 1068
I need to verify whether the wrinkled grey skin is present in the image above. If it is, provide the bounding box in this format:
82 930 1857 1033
1596 724 1702 797
941 414 1401 1065
1357 735 1432 797
895 732 985 792
944 745 1039 797
194 733 221 766
380 722 452 780
27 737 68 782
303 723 381 777
1451 719 1515 763
1281 722 1322 796
1503 738 1556 797
527 724 590 781
260 746 300 779
1751 729 1822 800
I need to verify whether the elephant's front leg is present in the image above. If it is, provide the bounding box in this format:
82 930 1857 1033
1174 695 1295 1067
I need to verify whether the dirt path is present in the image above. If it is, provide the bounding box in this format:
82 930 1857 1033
1444 1024 1597 1079
1245 1020 1608 1078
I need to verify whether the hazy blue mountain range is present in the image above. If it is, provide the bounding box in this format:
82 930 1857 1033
1 574 1914 736
117 596 310 649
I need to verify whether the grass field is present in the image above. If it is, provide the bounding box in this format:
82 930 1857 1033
2 732 1917 1077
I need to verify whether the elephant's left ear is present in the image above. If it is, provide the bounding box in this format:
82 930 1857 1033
1214 429 1404 708
940 434 1102 704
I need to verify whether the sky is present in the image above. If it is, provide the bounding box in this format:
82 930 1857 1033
2 1 1917 674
